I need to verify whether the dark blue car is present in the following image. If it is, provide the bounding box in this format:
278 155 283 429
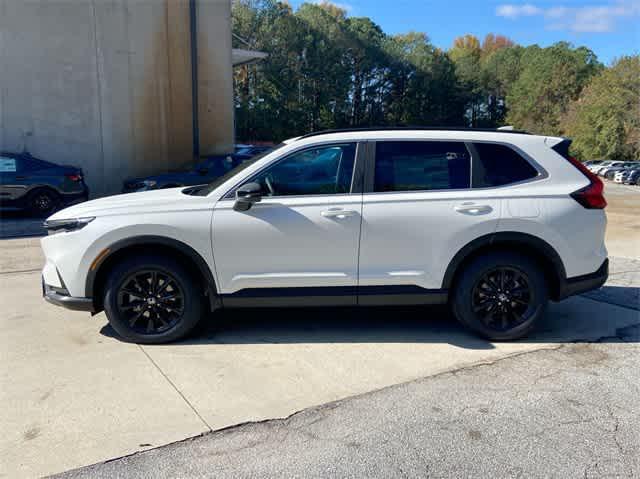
0 152 89 216
122 148 272 193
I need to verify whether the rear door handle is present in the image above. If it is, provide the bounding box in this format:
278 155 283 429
454 204 493 215
321 208 357 219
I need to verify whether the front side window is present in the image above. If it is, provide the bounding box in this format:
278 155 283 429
249 143 356 197
374 141 471 192
471 143 538 188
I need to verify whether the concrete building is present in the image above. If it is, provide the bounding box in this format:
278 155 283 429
0 0 254 196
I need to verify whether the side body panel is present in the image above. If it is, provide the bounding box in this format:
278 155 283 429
359 190 502 289
211 194 362 296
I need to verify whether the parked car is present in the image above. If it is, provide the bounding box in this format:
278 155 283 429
122 151 269 193
0 152 88 216
623 169 640 185
235 144 273 156
584 160 604 167
596 161 626 177
603 162 638 180
41 128 608 344
614 166 640 183
589 160 619 174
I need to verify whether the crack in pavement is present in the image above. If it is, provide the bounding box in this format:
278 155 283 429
137 345 213 432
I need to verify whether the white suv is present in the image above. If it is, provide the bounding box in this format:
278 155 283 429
41 128 608 343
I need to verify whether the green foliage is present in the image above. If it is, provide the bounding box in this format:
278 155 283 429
505 42 602 135
231 1 636 160
563 56 640 161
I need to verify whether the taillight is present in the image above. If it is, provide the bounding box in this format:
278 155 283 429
566 156 607 209
65 174 82 182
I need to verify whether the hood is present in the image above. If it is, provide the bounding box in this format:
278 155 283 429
48 187 210 220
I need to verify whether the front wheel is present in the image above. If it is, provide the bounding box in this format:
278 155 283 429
452 252 548 341
103 255 204 343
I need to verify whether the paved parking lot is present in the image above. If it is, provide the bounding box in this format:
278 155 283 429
1 182 638 477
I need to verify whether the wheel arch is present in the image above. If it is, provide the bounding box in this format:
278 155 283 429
442 232 567 301
87 235 219 312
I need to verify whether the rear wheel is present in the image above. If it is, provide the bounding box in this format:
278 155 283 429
452 252 548 341
28 189 60 217
103 255 204 343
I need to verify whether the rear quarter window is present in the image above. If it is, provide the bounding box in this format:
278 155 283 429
471 143 538 188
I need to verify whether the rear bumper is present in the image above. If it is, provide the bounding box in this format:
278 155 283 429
61 189 89 206
557 259 608 300
42 280 94 312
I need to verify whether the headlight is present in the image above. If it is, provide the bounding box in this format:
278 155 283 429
43 217 95 234
142 180 157 188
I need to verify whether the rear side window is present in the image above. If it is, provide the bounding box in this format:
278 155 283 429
472 143 538 188
0 157 17 173
374 141 471 192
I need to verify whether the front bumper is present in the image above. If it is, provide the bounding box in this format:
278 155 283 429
557 259 608 300
42 280 94 312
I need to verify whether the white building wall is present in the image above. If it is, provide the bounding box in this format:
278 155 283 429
0 0 233 196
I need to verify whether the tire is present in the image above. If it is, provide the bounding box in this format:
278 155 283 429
103 255 204 344
451 252 548 341
27 188 60 217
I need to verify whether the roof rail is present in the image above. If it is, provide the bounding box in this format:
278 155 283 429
298 126 530 140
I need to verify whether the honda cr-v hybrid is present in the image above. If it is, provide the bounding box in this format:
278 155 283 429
41 128 608 343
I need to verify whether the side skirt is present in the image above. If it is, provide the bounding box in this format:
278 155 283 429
220 286 448 308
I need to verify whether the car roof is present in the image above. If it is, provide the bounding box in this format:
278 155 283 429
284 127 551 148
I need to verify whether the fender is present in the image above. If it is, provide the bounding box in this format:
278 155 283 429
85 235 217 300
441 231 567 290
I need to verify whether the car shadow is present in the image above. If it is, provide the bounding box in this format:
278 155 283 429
100 285 639 348
0 210 47 239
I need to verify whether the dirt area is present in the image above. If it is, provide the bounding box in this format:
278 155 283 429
603 182 639 259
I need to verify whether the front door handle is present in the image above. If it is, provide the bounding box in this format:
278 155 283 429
321 208 357 219
454 203 493 215
15 176 27 180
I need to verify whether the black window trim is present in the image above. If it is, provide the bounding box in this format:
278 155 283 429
221 141 366 200
363 139 473 194
362 138 547 194
467 140 547 190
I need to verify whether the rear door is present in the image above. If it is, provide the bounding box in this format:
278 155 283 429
357 140 502 303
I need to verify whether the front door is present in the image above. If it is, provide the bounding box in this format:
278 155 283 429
212 142 363 306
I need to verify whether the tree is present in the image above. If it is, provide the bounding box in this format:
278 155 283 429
562 56 640 161
505 42 602 134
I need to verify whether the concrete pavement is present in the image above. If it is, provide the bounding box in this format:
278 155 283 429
1 265 639 477
57 328 640 479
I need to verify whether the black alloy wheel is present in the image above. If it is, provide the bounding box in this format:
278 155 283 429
103 255 205 344
452 251 548 341
29 189 59 216
117 269 185 335
471 267 533 332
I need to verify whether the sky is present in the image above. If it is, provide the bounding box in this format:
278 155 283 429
290 0 640 64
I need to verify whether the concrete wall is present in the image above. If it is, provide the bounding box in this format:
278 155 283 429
0 0 233 196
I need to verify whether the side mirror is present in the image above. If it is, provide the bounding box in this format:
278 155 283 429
233 182 262 211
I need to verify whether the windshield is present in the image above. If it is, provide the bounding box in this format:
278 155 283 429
189 143 285 196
